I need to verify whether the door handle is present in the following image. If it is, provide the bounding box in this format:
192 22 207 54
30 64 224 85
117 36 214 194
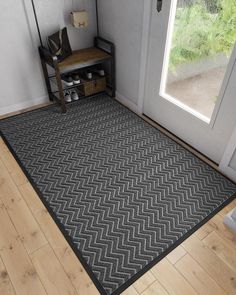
157 0 162 12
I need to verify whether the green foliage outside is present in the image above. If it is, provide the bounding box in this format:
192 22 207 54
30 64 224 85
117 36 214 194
170 0 236 71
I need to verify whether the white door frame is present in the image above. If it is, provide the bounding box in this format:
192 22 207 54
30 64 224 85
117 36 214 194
137 0 152 114
220 125 236 181
210 45 236 128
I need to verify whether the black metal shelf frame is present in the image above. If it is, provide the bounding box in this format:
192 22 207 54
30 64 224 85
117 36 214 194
39 36 116 113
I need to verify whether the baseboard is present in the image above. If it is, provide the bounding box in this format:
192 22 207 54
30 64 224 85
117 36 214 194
115 92 139 114
219 166 236 183
0 95 49 116
1 93 137 118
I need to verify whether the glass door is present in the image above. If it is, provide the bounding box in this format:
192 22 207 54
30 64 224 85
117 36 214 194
143 0 236 163
160 0 236 123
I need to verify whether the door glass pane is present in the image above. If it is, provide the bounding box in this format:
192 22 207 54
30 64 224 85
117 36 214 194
161 0 236 122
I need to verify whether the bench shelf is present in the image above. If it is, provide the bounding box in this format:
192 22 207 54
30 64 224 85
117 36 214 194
39 37 116 113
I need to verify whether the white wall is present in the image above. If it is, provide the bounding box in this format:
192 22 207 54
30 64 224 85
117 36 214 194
0 0 96 115
98 0 144 106
32 0 97 50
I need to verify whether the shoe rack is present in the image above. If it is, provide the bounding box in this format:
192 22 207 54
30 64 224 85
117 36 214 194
39 37 116 113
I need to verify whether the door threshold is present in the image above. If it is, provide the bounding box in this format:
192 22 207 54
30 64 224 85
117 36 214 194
142 113 218 170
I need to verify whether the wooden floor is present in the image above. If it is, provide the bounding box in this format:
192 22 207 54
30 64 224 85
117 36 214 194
0 105 236 295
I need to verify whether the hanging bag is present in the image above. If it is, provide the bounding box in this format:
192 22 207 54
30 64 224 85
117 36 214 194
47 27 72 62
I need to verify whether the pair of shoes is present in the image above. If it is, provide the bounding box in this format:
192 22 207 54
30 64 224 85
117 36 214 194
62 74 81 86
85 69 105 80
94 69 105 77
86 71 93 80
64 90 79 103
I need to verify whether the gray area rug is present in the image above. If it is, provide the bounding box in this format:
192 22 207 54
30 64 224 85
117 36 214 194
0 95 235 295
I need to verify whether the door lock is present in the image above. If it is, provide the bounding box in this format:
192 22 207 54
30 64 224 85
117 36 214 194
157 0 163 12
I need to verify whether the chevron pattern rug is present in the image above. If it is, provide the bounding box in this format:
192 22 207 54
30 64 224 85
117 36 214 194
0 95 235 295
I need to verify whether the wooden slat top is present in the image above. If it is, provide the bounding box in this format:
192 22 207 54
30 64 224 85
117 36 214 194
58 47 111 72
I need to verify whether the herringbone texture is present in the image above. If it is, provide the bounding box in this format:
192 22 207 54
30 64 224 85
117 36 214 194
0 95 235 295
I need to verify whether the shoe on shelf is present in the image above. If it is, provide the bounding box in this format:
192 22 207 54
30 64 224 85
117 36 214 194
86 72 93 80
62 76 73 87
94 69 105 77
72 74 81 85
64 90 72 103
71 90 79 101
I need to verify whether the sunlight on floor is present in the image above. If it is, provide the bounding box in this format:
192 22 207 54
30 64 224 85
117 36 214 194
166 66 225 119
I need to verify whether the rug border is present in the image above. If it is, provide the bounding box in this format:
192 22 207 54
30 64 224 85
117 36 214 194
0 131 107 295
0 96 235 295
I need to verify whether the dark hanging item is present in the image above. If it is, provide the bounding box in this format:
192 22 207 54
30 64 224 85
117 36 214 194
95 0 100 36
47 27 72 62
157 0 163 12
31 0 43 46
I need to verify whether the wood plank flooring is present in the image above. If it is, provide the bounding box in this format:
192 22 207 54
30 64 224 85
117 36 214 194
0 104 236 295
